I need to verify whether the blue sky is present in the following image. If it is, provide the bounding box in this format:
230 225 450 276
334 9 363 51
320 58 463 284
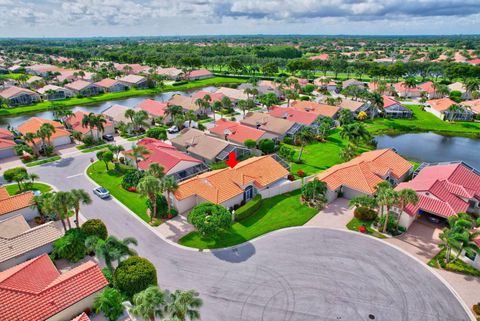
1 0 479 37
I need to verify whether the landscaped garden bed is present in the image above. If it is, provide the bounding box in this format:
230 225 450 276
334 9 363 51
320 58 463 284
427 249 480 277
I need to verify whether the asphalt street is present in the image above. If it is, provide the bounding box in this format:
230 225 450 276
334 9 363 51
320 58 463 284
16 152 474 321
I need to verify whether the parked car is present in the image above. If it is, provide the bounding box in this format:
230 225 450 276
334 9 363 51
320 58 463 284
103 134 114 142
167 126 179 134
93 187 110 199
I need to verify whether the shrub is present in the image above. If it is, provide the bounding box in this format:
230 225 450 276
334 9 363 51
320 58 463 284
146 127 167 140
172 80 188 86
82 135 96 147
258 138 275 154
113 256 157 297
244 139 257 149
146 194 168 218
188 203 232 237
278 145 295 161
235 195 262 221
167 208 178 219
299 95 310 101
283 136 294 145
473 303 480 316
353 207 377 221
81 219 108 240
52 228 87 262
122 170 145 190
102 267 113 285
3 167 27 182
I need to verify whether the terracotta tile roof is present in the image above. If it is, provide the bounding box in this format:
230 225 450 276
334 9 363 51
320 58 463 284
427 98 457 112
396 163 480 218
18 117 64 135
94 78 119 88
0 254 107 320
0 216 63 264
338 99 367 112
393 82 421 94
0 138 16 150
461 99 480 114
126 138 201 172
156 67 182 77
418 81 435 94
309 54 329 61
268 106 319 125
102 104 130 123
192 91 225 103
65 80 94 91
189 69 213 79
0 86 38 99
168 95 198 112
467 58 480 65
0 187 34 216
383 96 401 108
290 101 340 118
114 63 150 74
316 149 412 195
241 112 295 135
72 312 91 321
171 128 231 160
0 128 14 139
215 87 248 101
175 156 289 203
137 99 168 117
65 111 113 135
209 119 266 144
119 74 146 85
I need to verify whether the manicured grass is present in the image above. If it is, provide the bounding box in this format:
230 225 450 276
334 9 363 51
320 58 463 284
127 134 146 141
87 161 149 222
0 77 246 116
346 217 386 239
0 73 28 80
25 156 61 167
79 145 109 153
365 105 480 138
5 182 52 195
428 249 480 277
178 190 318 249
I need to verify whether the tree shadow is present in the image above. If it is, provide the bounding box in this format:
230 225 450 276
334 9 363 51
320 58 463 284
210 241 256 263
44 157 73 167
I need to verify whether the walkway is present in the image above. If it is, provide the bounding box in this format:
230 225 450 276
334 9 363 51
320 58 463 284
305 198 353 229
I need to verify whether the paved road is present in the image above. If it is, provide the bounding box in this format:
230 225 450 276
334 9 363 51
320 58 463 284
17 153 473 321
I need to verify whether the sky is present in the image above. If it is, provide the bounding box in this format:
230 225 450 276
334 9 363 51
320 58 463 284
0 0 479 37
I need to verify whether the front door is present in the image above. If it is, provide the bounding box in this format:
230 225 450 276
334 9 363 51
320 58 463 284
244 185 253 202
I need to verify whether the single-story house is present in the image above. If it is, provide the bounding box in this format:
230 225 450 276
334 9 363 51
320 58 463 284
448 82 471 100
123 138 208 181
237 83 281 97
0 86 41 106
25 64 63 76
417 81 443 99
188 69 213 80
209 119 268 145
394 162 480 230
0 254 108 321
268 106 319 126
65 111 114 140
65 80 100 97
94 78 128 92
171 128 250 163
338 99 374 117
37 85 73 101
168 95 204 115
171 155 290 213
136 99 169 120
192 90 225 103
56 70 95 83
240 112 300 140
290 101 341 119
25 76 43 88
118 74 148 89
461 99 480 115
114 63 150 74
0 215 63 271
215 87 249 102
315 148 413 202
156 67 183 80
101 104 131 125
342 79 365 90
314 78 337 92
393 82 422 98
426 98 473 121
0 187 36 221
382 96 413 119
18 117 71 148
0 129 16 159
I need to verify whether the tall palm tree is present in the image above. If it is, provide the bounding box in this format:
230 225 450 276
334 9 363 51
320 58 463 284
295 126 314 162
340 123 371 145
369 92 384 118
165 105 184 121
395 188 419 232
465 78 479 96
212 101 222 120
162 176 178 214
185 110 197 128
125 109 136 126
137 175 162 222
38 123 56 146
130 286 166 321
165 290 203 321
133 110 150 132
446 104 463 121
95 235 138 270
237 100 248 116
51 191 72 232
127 145 150 169
403 77 417 97
93 287 125 321
24 132 40 157
375 182 399 233
147 163 165 180
439 213 480 263
70 189 92 228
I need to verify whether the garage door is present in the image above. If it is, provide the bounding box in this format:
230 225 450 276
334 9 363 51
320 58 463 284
0 147 15 159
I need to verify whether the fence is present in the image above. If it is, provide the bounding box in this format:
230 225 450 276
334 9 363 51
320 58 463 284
258 178 303 199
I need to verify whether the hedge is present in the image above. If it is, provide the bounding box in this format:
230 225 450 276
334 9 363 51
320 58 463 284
113 256 157 297
353 207 377 221
235 195 262 221
81 219 108 240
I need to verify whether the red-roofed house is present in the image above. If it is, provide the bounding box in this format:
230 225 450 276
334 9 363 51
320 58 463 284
65 80 100 97
290 101 340 119
94 78 128 92
188 69 213 80
123 138 208 181
395 162 480 231
118 75 148 89
418 81 443 99
0 186 36 221
382 96 413 118
209 119 268 145
0 86 40 106
136 99 169 119
467 58 480 65
18 117 72 147
192 91 225 103
0 128 16 159
309 54 329 61
65 111 114 140
0 254 108 321
393 82 422 98
268 106 320 125
426 98 473 121
114 63 150 74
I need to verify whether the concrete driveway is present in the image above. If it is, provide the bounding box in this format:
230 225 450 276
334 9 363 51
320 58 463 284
306 198 353 229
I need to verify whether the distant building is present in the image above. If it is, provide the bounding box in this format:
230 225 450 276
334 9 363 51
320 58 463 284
65 80 100 97
0 86 41 106
94 78 128 92
37 85 73 101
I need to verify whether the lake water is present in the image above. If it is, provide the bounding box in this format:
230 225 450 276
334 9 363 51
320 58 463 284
0 86 217 128
375 132 480 169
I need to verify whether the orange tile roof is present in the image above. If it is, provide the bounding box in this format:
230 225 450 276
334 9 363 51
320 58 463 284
0 138 16 150
66 111 113 135
315 149 412 195
94 78 119 88
72 312 91 321
175 156 289 203
18 117 70 144
427 98 457 112
0 86 38 99
290 100 340 118
209 119 266 144
0 254 107 320
461 99 480 114
0 187 34 216
65 80 94 91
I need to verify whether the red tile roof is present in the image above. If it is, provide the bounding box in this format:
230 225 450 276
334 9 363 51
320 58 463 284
192 91 225 103
137 99 168 117
268 106 319 125
65 80 94 91
18 117 70 145
0 128 14 139
209 119 266 144
309 54 329 61
128 138 201 172
189 69 213 78
393 82 421 93
418 81 435 94
94 78 119 88
427 98 457 112
0 254 107 320
0 138 16 150
65 111 113 135
383 96 401 108
467 58 480 65
290 101 340 118
0 187 34 216
0 86 38 99
396 163 480 218
72 312 91 321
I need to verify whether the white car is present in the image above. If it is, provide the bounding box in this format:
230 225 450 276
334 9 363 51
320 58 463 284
167 125 179 134
93 187 110 199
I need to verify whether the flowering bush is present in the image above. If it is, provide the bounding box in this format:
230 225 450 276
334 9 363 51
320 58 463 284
297 170 306 178
127 186 137 192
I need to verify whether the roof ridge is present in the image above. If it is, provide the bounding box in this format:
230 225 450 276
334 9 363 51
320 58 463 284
42 261 98 293
0 221 59 241
0 255 47 288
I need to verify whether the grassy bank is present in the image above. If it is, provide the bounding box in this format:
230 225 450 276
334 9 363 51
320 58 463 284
0 77 246 116
178 190 317 249
5 182 52 195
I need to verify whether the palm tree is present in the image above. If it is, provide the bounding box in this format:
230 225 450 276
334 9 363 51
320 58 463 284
127 145 150 169
403 77 417 97
284 89 298 107
51 191 72 232
369 92 383 118
125 109 136 125
339 143 357 161
162 176 178 214
70 189 92 228
133 110 150 132
340 123 371 145
395 188 419 232
185 110 197 128
348 195 378 211
374 182 399 233
107 144 125 161
38 123 56 146
295 126 314 162
165 105 184 121
465 78 479 96
24 132 40 157
95 235 138 270
439 213 480 263
147 163 165 180
237 99 248 116
165 290 203 321
130 286 166 321
212 101 222 120
446 104 463 121
137 175 162 222
93 287 125 321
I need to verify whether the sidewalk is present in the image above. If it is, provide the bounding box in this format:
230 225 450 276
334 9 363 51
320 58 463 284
154 213 194 242
305 198 353 229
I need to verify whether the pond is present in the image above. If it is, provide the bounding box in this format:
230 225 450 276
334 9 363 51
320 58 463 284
0 86 217 128
375 132 480 169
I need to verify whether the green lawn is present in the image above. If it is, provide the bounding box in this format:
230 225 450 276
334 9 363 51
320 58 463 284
365 105 480 138
25 156 61 167
86 161 150 222
428 249 480 277
346 217 386 239
5 182 52 195
178 190 318 249
0 73 28 80
0 77 246 116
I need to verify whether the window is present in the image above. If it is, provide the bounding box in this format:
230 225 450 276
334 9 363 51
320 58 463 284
465 251 476 262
